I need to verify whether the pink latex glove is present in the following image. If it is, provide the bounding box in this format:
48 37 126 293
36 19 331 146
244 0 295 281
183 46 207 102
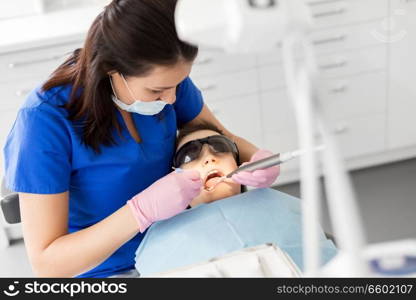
231 149 280 188
127 170 202 232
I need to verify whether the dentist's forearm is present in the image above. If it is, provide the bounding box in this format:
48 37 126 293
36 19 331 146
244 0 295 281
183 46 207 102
35 204 138 277
230 134 259 163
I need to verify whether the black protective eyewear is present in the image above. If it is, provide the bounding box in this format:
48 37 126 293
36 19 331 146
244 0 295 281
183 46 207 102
174 135 239 168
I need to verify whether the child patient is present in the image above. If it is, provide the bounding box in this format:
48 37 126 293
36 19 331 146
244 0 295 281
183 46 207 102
174 122 242 208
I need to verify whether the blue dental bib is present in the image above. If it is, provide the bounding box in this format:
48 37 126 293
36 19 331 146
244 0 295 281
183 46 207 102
135 188 337 276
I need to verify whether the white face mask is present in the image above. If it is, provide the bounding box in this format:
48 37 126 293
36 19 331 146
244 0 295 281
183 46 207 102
109 73 169 116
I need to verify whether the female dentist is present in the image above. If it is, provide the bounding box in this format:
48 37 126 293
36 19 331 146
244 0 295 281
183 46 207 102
3 0 280 278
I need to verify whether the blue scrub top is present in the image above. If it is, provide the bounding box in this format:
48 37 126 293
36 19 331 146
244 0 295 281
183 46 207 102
3 77 204 278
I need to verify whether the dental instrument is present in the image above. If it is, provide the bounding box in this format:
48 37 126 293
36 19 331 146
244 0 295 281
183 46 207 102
206 145 326 191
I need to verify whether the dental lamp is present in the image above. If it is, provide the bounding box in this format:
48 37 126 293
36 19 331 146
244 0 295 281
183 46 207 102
175 0 416 277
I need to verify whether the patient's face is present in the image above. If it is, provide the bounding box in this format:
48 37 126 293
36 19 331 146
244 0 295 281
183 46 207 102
176 130 241 207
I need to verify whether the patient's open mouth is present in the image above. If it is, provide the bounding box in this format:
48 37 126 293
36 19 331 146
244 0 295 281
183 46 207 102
204 169 224 191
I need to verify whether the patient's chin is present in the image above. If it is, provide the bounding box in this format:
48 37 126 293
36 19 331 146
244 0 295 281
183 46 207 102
191 182 241 207
213 183 239 198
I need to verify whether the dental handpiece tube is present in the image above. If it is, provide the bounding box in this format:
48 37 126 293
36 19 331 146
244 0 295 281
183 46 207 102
225 145 325 178
226 153 283 178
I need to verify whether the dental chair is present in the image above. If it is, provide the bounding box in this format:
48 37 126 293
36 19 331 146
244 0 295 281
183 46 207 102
0 178 21 224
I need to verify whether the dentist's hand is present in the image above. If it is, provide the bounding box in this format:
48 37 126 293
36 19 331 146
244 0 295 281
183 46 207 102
231 149 280 188
127 170 202 232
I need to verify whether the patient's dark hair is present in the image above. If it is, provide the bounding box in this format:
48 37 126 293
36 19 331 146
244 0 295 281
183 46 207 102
177 121 224 147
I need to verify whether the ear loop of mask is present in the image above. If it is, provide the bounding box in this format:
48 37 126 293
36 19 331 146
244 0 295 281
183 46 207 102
109 73 138 103
120 73 140 102
109 74 122 101
111 73 169 104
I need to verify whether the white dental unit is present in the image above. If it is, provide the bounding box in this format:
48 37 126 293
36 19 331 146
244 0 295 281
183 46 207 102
171 0 416 277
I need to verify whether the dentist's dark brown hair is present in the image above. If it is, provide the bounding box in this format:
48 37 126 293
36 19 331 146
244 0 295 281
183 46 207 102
42 0 198 153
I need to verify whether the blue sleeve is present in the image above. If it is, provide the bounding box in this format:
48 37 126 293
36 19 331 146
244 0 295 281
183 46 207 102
173 77 204 127
3 106 72 194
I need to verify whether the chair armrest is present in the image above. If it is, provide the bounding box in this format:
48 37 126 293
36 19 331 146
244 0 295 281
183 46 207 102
0 193 21 224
